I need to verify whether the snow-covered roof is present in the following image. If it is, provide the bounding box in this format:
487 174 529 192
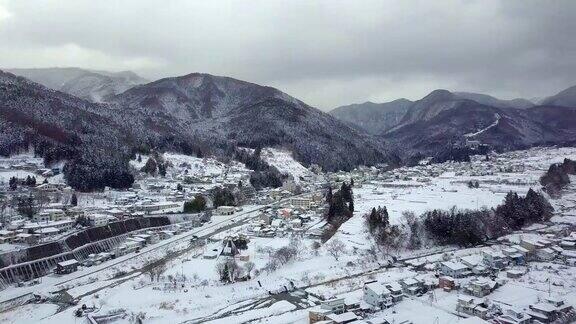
364 282 389 296
441 261 468 271
57 259 78 267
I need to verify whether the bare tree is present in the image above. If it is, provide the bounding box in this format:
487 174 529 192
244 261 255 278
325 238 346 261
146 263 167 282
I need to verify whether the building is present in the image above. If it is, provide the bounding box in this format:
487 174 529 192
384 282 404 302
0 230 16 243
290 197 313 209
23 219 75 234
325 312 359 324
528 297 574 323
439 276 455 291
495 308 531 324
520 237 551 252
400 277 423 295
460 255 488 274
216 206 235 216
502 247 526 265
506 269 525 279
320 298 346 315
309 308 332 323
277 208 293 219
440 261 470 278
88 214 111 227
481 250 508 270
536 247 556 261
14 233 38 245
33 208 66 222
464 278 497 297
456 297 489 319
55 259 79 274
363 282 393 309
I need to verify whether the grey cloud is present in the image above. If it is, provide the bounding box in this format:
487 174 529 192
0 0 575 109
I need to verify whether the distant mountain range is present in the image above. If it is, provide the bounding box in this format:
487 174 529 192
330 87 576 161
1 66 576 190
6 67 148 102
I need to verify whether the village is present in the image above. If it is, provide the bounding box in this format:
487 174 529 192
0 146 575 324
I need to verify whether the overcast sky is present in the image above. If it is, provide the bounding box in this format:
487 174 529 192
0 0 575 110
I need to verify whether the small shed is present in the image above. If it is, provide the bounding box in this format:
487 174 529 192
55 259 79 274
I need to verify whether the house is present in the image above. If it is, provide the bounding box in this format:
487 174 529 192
309 308 332 323
535 247 556 261
562 250 576 265
326 312 359 324
277 208 293 219
35 226 59 238
320 298 346 314
14 233 38 245
456 297 489 319
464 278 497 297
55 259 79 274
216 206 235 216
460 255 488 274
559 240 576 250
114 241 140 256
399 277 424 295
495 308 531 324
440 261 469 278
290 218 302 229
528 297 574 323
520 237 550 252
384 282 403 302
88 214 111 227
502 247 526 265
481 250 508 270
0 230 16 243
363 282 393 309
438 276 455 291
506 269 525 279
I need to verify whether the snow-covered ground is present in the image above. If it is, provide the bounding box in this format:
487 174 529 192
2 146 576 323
260 148 312 180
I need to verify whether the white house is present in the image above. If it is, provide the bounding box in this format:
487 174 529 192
440 261 470 278
216 206 235 216
363 282 393 308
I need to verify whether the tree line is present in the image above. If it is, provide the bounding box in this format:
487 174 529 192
234 147 286 189
322 182 354 241
367 188 553 250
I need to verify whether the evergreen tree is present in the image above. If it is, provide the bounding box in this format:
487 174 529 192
326 186 333 203
70 193 78 206
184 195 207 213
9 177 17 190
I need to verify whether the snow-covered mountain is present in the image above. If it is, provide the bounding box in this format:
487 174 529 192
330 87 576 161
0 70 398 191
541 85 576 108
330 99 413 134
452 92 534 110
6 67 148 102
331 90 535 135
109 72 396 171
